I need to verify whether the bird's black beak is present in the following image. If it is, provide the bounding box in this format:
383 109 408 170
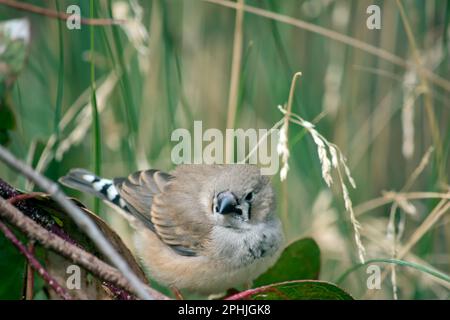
217 191 240 215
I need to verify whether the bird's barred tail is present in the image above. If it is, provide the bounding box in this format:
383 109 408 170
59 169 127 210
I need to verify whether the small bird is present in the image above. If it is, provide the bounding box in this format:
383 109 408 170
59 164 284 295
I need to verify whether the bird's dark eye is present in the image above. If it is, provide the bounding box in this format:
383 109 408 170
245 192 254 202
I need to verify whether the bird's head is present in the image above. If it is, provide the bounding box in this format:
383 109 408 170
210 165 275 229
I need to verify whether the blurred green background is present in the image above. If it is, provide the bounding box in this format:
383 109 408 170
0 0 449 299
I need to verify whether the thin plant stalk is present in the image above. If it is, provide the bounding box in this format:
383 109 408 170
225 0 244 163
90 0 102 214
396 0 444 184
336 258 450 285
280 72 302 227
53 0 64 154
0 221 72 300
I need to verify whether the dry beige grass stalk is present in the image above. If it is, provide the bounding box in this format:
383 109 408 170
225 0 244 163
386 146 436 298
278 101 366 263
365 199 450 299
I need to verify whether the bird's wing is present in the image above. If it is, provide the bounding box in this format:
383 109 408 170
113 169 210 257
113 170 170 224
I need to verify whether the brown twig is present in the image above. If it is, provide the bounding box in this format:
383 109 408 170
0 0 125 25
0 220 72 300
0 196 170 300
0 179 142 300
24 241 35 300
0 145 154 300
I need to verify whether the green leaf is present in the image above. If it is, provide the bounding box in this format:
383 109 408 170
254 237 321 287
232 280 353 300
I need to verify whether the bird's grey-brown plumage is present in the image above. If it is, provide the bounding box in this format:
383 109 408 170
59 164 284 294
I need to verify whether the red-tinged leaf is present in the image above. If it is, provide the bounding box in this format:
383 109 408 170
227 280 353 300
